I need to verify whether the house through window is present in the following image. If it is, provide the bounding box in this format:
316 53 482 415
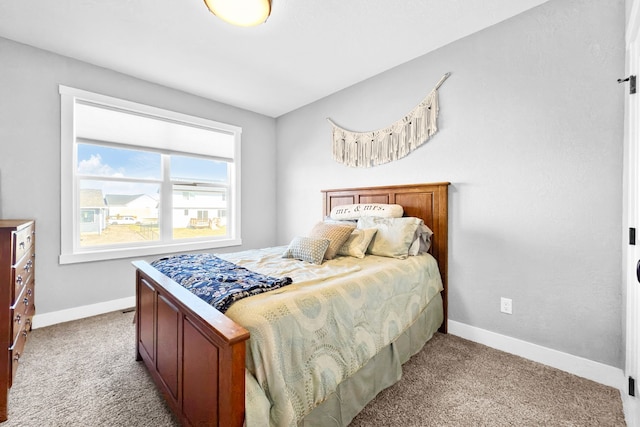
59 86 242 264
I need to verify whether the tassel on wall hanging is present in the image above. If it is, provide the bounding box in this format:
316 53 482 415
327 72 450 168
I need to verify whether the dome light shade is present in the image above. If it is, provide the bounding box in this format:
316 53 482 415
203 0 271 27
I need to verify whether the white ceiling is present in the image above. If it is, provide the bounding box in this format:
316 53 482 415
0 0 549 118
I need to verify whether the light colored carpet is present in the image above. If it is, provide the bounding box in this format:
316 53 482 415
5 310 176 427
351 333 626 426
3 311 626 426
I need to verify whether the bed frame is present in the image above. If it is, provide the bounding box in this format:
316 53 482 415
133 182 449 427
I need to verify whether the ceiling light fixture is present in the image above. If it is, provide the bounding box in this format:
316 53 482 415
203 0 271 27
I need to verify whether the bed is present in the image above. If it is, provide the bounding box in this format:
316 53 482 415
133 182 449 427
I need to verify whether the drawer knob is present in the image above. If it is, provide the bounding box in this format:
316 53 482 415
13 353 20 363
26 236 31 244
27 289 32 297
19 242 24 249
14 314 21 324
22 330 28 339
16 275 22 285
23 298 29 307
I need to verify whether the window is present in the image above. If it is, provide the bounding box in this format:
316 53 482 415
59 86 242 264
81 211 95 223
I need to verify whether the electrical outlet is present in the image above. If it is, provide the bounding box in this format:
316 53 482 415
500 297 512 315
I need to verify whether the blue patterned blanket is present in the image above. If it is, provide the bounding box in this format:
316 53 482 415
151 253 293 313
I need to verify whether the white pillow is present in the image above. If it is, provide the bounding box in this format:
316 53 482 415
357 217 424 259
337 228 378 259
330 204 403 220
323 218 358 226
408 222 434 255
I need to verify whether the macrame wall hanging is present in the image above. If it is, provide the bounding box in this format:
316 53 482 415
327 72 450 168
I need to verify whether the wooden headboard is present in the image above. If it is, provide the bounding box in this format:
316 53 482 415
322 182 450 333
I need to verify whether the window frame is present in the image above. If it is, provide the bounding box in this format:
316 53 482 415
59 85 242 264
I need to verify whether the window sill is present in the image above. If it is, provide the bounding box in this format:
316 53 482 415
59 238 243 264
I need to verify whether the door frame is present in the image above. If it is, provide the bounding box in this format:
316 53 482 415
625 1 640 425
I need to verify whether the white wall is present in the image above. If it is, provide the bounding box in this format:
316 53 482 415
0 37 278 316
275 0 625 367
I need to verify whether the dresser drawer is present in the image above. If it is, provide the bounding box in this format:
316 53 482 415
11 285 34 343
11 282 34 337
11 248 34 305
9 283 34 387
9 320 31 386
12 222 34 264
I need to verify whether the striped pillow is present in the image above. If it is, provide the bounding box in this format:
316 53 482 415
309 222 355 260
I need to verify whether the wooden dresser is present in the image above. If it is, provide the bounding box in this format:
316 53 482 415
0 220 35 421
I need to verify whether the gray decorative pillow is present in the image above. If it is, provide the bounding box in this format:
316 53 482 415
308 222 355 260
282 236 330 265
357 217 423 259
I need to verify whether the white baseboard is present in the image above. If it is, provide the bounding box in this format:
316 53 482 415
32 296 136 329
448 320 625 390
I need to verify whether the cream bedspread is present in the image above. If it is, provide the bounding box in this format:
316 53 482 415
220 246 443 427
